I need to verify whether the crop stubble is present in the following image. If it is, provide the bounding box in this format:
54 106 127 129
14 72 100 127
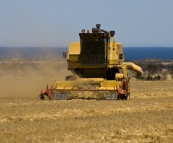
0 60 173 142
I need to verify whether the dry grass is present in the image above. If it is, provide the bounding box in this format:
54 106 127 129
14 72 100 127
0 60 173 142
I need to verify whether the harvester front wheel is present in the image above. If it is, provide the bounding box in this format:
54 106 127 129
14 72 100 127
65 75 77 81
124 93 129 100
40 94 45 100
117 94 127 100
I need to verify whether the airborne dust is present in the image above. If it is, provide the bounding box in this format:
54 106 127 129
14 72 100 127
0 58 71 97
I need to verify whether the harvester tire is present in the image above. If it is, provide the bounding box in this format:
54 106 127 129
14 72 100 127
40 94 45 100
117 94 127 100
125 94 128 100
65 75 77 81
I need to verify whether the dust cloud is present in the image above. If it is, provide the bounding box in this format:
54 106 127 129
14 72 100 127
0 59 71 98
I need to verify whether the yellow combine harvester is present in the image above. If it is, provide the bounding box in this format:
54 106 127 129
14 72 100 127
40 24 143 100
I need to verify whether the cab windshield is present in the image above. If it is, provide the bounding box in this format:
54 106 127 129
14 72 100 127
80 37 109 66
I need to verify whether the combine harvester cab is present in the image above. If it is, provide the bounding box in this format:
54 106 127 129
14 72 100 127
40 24 143 100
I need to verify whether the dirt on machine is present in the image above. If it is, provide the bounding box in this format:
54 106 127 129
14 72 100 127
40 24 143 100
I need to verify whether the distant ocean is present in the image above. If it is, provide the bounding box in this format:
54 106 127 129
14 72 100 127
124 47 173 60
0 47 173 60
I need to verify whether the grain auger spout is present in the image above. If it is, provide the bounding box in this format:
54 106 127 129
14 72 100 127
124 62 143 75
39 24 143 100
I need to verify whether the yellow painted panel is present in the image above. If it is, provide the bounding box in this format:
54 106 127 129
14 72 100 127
69 55 79 61
68 42 80 55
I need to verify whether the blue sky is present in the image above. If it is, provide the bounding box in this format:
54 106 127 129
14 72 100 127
0 0 173 47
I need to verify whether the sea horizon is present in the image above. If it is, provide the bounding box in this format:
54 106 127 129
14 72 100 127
0 47 173 60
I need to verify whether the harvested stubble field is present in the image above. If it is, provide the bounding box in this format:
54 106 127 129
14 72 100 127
0 60 173 143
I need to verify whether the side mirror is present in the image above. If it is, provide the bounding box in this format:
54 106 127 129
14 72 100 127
63 51 67 58
119 54 123 59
